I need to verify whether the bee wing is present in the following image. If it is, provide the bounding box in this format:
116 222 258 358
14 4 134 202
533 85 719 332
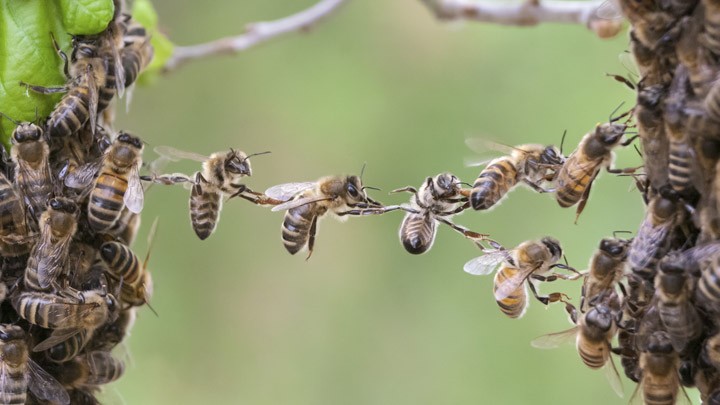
87 67 99 132
618 50 640 78
595 0 623 20
604 354 624 398
0 361 14 405
36 232 73 290
465 138 517 155
32 328 81 352
264 182 316 202
463 250 508 275
124 165 144 214
627 220 671 269
494 264 537 302
65 160 102 189
154 146 209 163
27 358 70 405
530 326 578 349
270 195 333 212
111 40 126 98
665 302 701 352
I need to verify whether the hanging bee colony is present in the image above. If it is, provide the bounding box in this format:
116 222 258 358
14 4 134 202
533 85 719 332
7 0 720 403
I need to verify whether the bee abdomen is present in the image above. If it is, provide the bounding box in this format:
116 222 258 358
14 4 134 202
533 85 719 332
643 388 675 405
88 173 128 232
668 141 692 193
47 330 90 363
399 213 436 254
556 168 594 208
48 88 91 138
471 160 517 210
0 373 27 405
282 207 313 255
100 242 140 284
494 268 527 319
190 188 221 240
698 267 720 304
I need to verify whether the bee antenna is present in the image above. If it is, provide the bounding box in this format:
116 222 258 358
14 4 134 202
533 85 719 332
362 186 381 192
559 129 567 156
360 162 367 183
633 144 643 158
613 230 633 238
0 112 19 126
243 151 271 162
457 181 473 188
609 101 626 122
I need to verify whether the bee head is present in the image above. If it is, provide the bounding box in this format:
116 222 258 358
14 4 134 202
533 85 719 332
540 237 562 261
583 304 613 332
345 176 364 203
48 198 77 214
11 123 43 144
117 132 143 150
599 238 628 258
100 242 121 265
657 255 687 295
646 331 674 354
71 35 100 59
226 149 252 177
540 145 564 166
432 173 459 196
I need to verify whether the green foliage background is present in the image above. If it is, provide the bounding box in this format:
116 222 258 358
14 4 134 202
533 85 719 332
103 1 683 404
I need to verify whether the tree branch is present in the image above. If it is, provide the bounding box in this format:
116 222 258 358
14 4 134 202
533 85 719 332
419 0 624 38
163 0 349 73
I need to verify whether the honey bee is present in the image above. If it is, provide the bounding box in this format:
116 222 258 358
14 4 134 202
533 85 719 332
267 174 395 259
153 146 270 240
392 173 487 254
466 140 564 211
555 107 637 222
654 254 703 352
676 14 716 98
0 132 32 256
120 19 154 89
531 303 624 397
105 207 140 246
696 247 720 314
65 132 144 232
89 308 136 352
45 330 92 364
8 121 53 222
628 187 684 280
463 237 580 319
702 0 720 55
55 351 124 388
12 289 115 339
24 198 78 292
580 236 630 311
0 324 69 405
636 82 670 190
21 34 106 138
633 331 687 405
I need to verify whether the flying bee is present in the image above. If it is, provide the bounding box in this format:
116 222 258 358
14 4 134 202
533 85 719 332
633 330 688 405
628 187 684 280
392 173 488 255
23 198 78 292
152 146 271 240
580 236 630 311
463 237 580 319
531 303 624 397
267 173 397 259
7 120 53 222
465 140 564 211
555 106 637 222
21 34 106 138
654 254 703 352
65 132 144 232
0 324 70 405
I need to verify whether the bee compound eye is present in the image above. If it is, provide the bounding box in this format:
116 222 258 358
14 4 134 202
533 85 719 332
49 199 62 210
347 183 359 198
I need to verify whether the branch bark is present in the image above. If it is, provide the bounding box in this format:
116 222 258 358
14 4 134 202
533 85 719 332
163 0 349 73
419 0 624 38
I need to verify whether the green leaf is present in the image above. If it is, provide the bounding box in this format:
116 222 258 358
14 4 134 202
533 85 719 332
132 0 174 85
58 0 115 35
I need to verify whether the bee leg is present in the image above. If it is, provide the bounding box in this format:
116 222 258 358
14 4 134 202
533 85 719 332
232 188 284 206
337 205 407 216
305 216 318 261
527 281 569 306
548 263 582 278
606 165 641 174
573 176 595 224
521 179 553 193
436 201 471 216
435 217 488 241
49 32 70 78
18 82 68 95
391 186 417 194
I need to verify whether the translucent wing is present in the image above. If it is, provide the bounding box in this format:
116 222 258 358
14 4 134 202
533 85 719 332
530 326 578 349
265 182 316 201
465 138 517 155
619 50 640 78
494 264 539 302
604 355 625 398
35 219 73 290
65 160 102 189
154 146 209 163
124 165 144 214
111 39 126 98
32 328 82 352
463 250 509 275
271 195 334 212
627 218 671 270
0 361 14 405
87 67 99 133
15 155 52 208
27 358 70 405
595 0 623 20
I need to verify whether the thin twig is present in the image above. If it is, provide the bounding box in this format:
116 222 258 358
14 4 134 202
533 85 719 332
163 0 349 73
420 0 624 38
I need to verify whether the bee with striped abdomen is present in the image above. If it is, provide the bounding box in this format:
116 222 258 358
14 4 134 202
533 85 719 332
65 132 144 232
580 236 630 312
463 237 580 319
0 324 69 405
9 120 53 222
393 173 487 254
466 140 564 211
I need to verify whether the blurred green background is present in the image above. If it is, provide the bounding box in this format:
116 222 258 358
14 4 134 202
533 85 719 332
110 1 671 404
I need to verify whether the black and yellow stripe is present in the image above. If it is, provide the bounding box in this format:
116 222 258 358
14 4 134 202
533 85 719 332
493 267 527 319
48 86 92 138
471 157 518 210
668 139 692 193
89 171 128 232
190 173 222 240
399 213 435 254
282 202 316 255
